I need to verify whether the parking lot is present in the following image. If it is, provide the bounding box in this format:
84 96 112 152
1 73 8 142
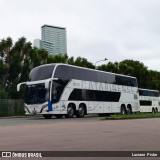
0 116 160 160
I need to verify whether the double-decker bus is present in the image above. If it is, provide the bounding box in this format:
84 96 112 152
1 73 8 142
17 63 139 119
139 88 160 113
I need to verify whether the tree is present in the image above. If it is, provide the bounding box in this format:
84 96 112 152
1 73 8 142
74 57 94 69
98 62 119 73
67 56 75 65
0 37 50 99
47 54 68 64
0 37 160 98
118 60 148 88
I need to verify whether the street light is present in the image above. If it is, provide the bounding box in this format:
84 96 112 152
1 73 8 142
95 58 108 69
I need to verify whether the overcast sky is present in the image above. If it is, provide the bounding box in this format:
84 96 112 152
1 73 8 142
0 0 160 71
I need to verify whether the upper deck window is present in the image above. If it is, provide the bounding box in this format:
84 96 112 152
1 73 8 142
139 89 159 97
29 65 55 81
53 65 137 87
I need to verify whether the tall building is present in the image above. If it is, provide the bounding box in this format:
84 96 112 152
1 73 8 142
33 25 67 55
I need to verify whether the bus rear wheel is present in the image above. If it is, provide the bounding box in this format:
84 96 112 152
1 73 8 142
77 105 85 118
152 108 156 113
65 104 75 118
127 106 132 114
43 114 52 119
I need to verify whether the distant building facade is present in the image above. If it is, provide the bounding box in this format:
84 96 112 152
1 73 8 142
33 25 67 55
33 39 42 48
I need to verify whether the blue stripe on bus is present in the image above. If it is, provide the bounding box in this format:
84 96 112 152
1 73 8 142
48 100 52 111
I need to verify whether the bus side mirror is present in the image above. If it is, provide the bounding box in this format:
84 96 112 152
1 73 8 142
17 84 21 92
17 82 27 92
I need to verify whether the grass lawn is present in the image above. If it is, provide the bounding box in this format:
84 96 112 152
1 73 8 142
102 113 160 120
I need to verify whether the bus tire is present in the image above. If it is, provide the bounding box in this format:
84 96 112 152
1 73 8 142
77 104 85 118
43 114 52 119
65 104 75 118
152 108 155 113
55 114 63 119
127 105 132 114
121 105 127 115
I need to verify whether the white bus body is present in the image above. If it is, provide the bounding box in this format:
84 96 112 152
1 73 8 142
139 88 160 113
17 63 139 118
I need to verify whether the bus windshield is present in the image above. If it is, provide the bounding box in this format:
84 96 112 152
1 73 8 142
29 65 55 81
25 83 49 104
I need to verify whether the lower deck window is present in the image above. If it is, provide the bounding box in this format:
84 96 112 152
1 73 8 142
140 100 152 106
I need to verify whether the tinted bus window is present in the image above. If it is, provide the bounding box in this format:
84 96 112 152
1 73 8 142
106 73 116 84
54 65 137 87
54 65 73 80
29 65 55 81
52 80 65 103
68 89 82 100
139 90 143 96
140 100 152 106
72 68 86 80
155 92 160 97
139 89 159 97
97 72 106 83
115 75 137 87
85 70 98 82
68 89 121 102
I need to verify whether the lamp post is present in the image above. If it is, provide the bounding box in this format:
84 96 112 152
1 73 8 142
95 58 108 69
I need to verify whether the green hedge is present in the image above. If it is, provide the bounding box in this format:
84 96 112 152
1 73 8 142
0 99 25 117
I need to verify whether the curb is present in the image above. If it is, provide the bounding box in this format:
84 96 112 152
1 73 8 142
0 116 30 119
102 116 160 120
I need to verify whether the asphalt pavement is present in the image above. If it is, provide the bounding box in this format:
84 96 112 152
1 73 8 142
0 115 160 160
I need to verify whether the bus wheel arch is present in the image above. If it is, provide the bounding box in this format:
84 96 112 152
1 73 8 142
65 103 76 118
121 104 127 115
127 104 132 114
76 103 87 118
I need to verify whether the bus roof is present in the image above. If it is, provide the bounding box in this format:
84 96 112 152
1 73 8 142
33 63 137 80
